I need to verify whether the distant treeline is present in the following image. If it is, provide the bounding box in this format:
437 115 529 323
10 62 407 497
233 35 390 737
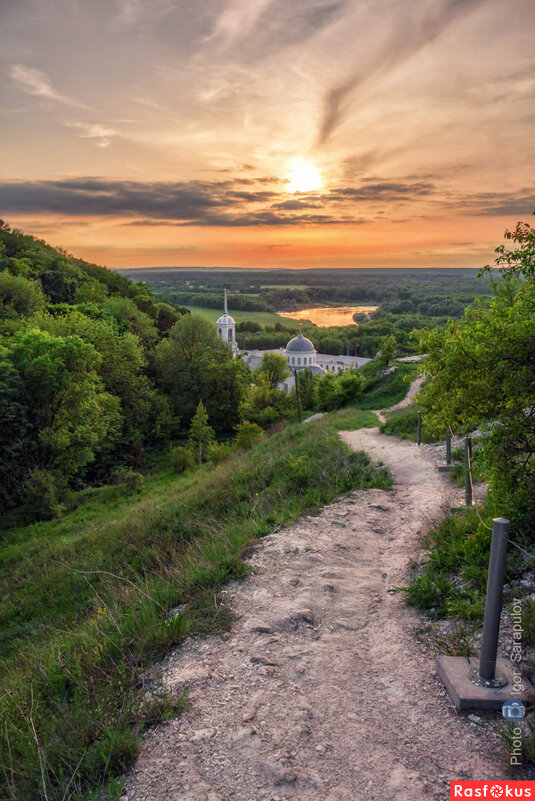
120 266 493 313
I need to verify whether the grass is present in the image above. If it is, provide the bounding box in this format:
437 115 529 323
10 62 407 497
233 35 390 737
413 622 475 657
355 360 419 410
380 405 435 444
323 407 379 432
0 419 391 801
398 503 517 622
184 306 300 329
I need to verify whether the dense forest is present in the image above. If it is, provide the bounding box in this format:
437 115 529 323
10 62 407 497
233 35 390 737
0 221 254 520
0 221 387 523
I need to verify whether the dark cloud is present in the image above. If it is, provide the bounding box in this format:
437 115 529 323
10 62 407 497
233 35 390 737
0 177 359 227
456 189 535 217
7 177 529 228
185 211 355 227
272 198 323 210
329 182 435 201
0 177 440 227
226 190 278 202
122 212 354 227
0 178 259 219
318 0 490 144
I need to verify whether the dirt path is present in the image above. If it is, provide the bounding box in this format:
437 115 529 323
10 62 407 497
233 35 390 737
372 375 425 424
124 427 504 801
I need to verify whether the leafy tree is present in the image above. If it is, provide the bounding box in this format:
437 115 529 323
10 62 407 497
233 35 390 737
133 293 159 319
378 334 397 366
0 330 120 511
0 270 45 318
73 280 108 304
417 219 535 537
485 218 535 280
156 301 185 334
240 375 294 427
101 296 159 349
337 369 366 403
237 320 261 333
0 351 31 511
252 352 290 389
40 260 81 303
31 309 171 464
298 368 316 410
155 314 248 434
314 372 342 411
189 400 214 463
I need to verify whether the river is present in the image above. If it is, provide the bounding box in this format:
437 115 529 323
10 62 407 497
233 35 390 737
277 305 378 327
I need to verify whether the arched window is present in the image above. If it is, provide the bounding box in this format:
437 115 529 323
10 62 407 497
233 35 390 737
218 328 222 335
229 329 233 340
292 357 295 365
303 357 307 365
297 357 301 365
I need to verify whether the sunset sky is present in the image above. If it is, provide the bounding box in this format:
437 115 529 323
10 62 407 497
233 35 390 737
1 0 535 269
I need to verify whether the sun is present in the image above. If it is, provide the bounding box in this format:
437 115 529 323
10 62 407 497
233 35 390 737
287 159 322 192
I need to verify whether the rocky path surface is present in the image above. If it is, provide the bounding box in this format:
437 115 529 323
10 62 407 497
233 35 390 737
124 425 504 801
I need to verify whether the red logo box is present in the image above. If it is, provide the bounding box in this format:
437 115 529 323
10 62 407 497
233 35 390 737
451 782 535 798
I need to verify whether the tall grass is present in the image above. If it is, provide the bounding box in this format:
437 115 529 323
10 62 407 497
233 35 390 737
0 420 391 801
355 360 418 410
380 405 435 443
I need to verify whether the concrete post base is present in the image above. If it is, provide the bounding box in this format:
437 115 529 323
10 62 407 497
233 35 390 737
436 655 526 710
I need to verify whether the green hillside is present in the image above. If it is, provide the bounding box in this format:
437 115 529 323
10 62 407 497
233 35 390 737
0 414 390 801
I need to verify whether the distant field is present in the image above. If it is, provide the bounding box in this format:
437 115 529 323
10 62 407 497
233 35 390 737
185 306 301 328
260 284 309 290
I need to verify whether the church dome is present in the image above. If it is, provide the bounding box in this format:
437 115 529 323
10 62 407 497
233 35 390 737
285 332 315 353
216 312 235 325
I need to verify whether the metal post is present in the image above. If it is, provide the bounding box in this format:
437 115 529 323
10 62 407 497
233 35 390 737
417 411 422 445
294 369 301 424
464 437 472 506
470 518 510 687
446 431 452 465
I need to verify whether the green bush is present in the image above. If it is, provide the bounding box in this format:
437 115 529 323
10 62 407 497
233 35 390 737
206 442 233 464
169 445 195 473
23 468 64 520
234 420 263 450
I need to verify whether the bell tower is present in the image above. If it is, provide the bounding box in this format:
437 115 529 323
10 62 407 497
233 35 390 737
216 289 238 356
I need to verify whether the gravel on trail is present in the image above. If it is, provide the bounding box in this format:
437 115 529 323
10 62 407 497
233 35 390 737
124 421 505 801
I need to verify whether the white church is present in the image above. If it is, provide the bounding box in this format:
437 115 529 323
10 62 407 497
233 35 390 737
216 290 371 391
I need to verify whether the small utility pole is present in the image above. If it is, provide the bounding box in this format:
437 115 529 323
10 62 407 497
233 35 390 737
465 437 473 506
446 431 452 465
294 369 301 423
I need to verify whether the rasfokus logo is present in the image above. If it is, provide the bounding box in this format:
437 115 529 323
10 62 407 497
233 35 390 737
451 782 535 798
